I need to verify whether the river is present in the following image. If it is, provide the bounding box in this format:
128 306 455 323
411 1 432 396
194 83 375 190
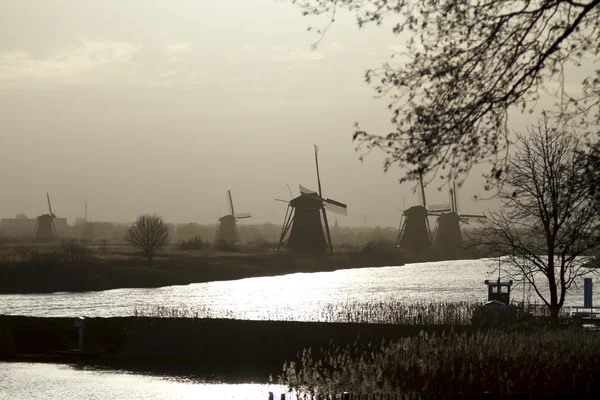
1 259 597 320
0 362 290 400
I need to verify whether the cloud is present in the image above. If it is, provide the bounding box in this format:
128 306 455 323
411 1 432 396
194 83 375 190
273 50 325 63
0 38 139 82
164 42 192 63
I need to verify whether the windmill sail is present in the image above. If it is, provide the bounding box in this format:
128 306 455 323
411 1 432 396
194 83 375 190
47 192 55 217
227 190 235 216
454 182 460 214
429 202 451 211
324 199 347 215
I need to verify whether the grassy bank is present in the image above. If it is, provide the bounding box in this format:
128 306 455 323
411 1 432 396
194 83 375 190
0 241 405 294
2 301 593 393
0 315 466 380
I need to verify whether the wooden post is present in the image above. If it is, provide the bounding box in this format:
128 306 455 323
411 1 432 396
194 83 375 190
74 317 85 351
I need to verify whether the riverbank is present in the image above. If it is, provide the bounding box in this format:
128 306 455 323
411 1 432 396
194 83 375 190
3 314 597 394
0 243 405 294
0 315 468 381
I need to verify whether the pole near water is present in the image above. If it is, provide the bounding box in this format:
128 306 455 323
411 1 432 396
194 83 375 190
74 317 85 351
584 278 593 308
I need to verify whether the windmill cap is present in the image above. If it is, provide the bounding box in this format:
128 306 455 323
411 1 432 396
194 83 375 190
403 205 428 217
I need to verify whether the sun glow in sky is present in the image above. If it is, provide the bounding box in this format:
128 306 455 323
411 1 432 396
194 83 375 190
0 0 573 226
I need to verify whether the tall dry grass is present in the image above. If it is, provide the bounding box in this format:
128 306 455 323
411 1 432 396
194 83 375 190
282 328 600 395
133 301 480 325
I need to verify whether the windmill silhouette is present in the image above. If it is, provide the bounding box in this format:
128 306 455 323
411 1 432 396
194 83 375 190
215 190 251 245
276 145 347 256
33 192 57 242
396 174 449 253
432 181 486 253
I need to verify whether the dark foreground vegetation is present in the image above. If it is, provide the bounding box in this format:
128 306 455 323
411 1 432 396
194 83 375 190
283 328 600 395
0 240 406 294
1 302 599 394
0 315 467 380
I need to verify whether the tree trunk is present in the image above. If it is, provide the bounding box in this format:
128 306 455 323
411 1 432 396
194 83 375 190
549 304 561 320
547 256 559 320
148 257 153 268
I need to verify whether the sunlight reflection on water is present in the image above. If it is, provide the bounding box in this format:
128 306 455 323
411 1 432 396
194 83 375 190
0 362 290 400
0 259 598 319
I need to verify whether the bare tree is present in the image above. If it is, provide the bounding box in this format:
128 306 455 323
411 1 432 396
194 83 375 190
476 113 599 318
290 0 600 186
124 214 170 268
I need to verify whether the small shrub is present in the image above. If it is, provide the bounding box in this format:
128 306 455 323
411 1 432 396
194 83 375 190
179 236 205 250
58 238 95 263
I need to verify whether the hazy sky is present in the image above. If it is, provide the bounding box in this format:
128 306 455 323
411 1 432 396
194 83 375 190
0 0 581 227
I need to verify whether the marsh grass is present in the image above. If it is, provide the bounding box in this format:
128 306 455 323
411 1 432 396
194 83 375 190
282 328 600 395
318 301 478 325
132 301 480 325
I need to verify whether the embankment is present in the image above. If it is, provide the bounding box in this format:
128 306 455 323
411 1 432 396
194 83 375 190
0 251 404 295
0 315 467 380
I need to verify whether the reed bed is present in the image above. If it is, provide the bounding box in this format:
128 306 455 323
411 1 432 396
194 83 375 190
281 328 600 395
318 301 478 325
133 301 480 325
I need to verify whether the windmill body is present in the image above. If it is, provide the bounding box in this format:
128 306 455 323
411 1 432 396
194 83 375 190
276 146 347 257
396 175 444 253
432 181 486 254
397 205 432 252
280 192 329 256
432 212 462 251
215 190 251 245
33 193 57 242
216 214 239 243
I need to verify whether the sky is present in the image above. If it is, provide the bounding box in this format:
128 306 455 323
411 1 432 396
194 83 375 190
0 0 585 227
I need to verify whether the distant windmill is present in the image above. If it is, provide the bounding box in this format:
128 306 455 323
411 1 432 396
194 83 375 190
432 181 486 252
33 192 57 242
215 190 251 244
276 145 348 257
396 174 449 253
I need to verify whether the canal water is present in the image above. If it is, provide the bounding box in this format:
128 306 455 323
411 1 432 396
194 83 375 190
0 259 597 320
0 362 291 400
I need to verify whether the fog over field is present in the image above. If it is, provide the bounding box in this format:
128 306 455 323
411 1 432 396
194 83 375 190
2 0 584 227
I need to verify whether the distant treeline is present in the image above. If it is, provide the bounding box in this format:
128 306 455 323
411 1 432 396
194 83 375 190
0 218 484 248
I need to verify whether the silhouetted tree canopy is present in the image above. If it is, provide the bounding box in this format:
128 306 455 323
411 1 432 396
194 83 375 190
476 113 599 318
292 0 600 185
124 214 170 268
